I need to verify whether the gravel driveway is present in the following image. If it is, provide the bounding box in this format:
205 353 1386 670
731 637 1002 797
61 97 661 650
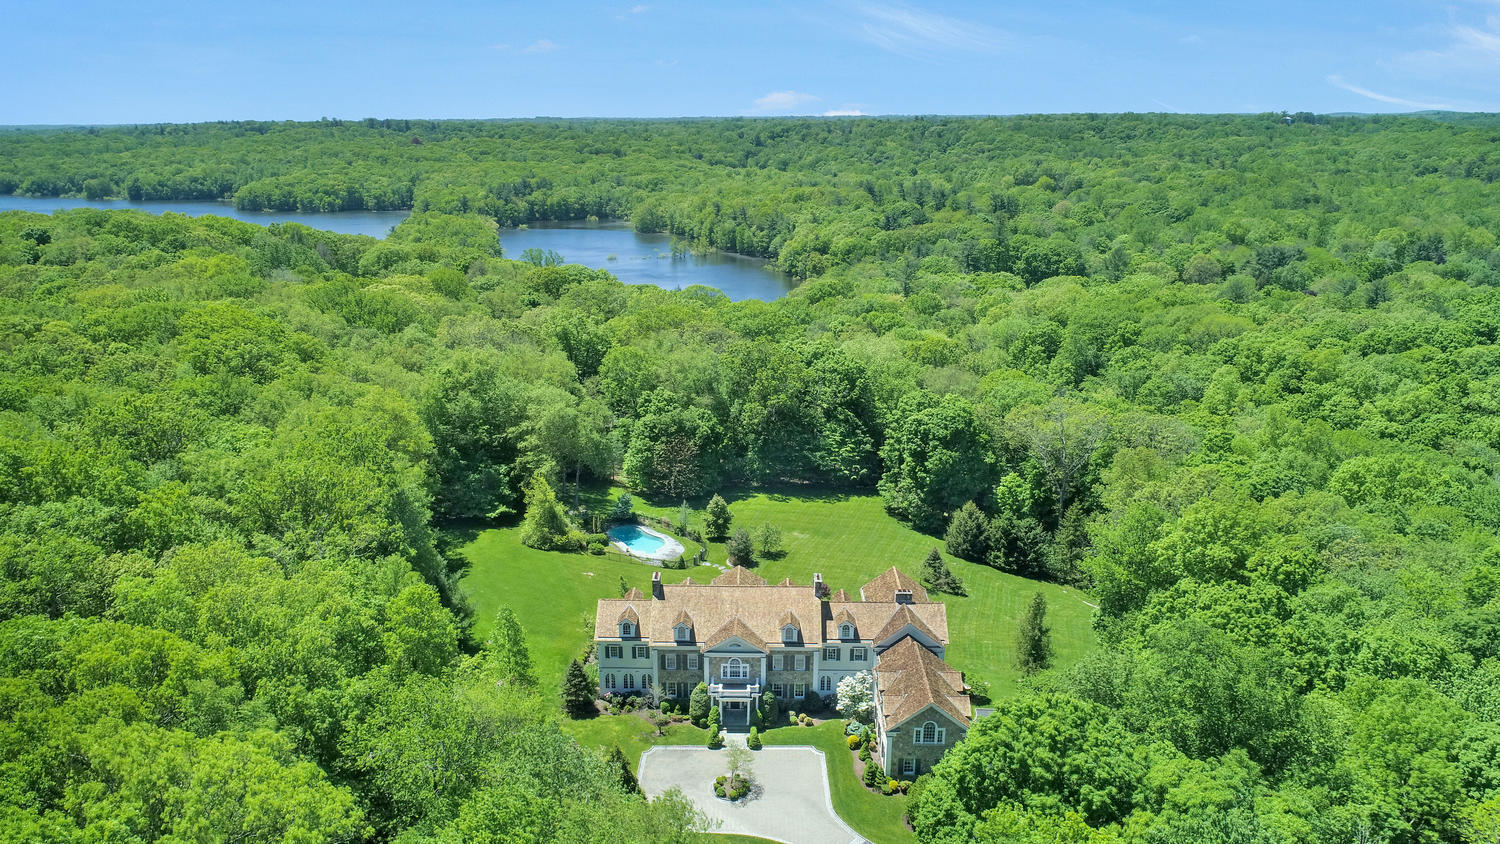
639 745 866 844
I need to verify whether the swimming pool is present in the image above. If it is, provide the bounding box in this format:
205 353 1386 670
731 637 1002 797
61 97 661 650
606 523 685 562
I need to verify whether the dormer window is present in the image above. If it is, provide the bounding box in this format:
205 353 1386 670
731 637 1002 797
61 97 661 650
895 589 913 604
781 625 799 643
839 623 854 639
619 621 635 638
674 624 691 642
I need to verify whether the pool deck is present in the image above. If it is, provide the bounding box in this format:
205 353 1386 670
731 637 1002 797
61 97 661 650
607 523 686 564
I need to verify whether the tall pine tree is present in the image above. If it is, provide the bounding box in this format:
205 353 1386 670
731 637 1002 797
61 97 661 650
921 547 965 596
1015 592 1053 674
563 658 596 717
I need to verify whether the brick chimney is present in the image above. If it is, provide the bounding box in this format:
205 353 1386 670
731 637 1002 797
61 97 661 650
651 571 665 600
813 572 829 599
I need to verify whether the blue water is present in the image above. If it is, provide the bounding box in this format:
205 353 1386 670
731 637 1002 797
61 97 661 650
500 221 793 302
607 523 667 555
0 195 410 238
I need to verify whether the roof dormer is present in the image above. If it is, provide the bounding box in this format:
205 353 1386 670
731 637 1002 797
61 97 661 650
779 610 802 644
617 606 640 639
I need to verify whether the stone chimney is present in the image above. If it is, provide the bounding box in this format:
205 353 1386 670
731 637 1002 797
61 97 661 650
813 572 829 599
651 571 665 600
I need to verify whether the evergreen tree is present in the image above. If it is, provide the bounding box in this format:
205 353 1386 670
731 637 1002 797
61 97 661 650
1016 592 1053 674
521 474 572 550
689 682 711 726
563 658 596 717
945 501 989 562
609 492 634 521
727 528 755 566
705 494 733 539
607 745 639 794
486 606 536 687
761 689 779 726
921 547 965 596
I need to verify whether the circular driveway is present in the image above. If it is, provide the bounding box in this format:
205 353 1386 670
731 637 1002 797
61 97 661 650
639 745 865 844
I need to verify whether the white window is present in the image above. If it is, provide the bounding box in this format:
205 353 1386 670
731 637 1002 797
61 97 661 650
632 645 649 659
688 654 699 670
851 647 868 662
623 674 635 690
782 625 798 643
902 758 916 776
605 674 617 690
771 683 784 698
620 621 635 637
895 590 913 604
722 658 749 680
772 654 783 670
643 673 652 689
839 623 854 639
675 624 691 642
794 654 807 671
604 645 622 660
824 646 840 661
916 720 946 745
820 675 832 692
794 683 807 698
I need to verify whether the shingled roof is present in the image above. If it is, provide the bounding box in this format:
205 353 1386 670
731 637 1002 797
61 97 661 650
622 587 645 601
873 604 940 645
712 566 769 587
860 566 929 603
875 637 971 727
829 589 851 602
703 617 767 650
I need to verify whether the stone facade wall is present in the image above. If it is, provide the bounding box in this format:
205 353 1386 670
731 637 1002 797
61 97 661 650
766 649 816 702
881 708 965 778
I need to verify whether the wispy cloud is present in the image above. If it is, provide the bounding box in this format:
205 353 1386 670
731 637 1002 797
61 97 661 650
522 39 559 54
823 108 868 116
1326 75 1451 110
847 1 1008 57
752 90 820 112
630 3 648 12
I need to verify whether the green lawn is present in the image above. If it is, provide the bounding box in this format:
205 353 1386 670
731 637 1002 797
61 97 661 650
761 720 912 844
561 714 709 769
458 522 725 692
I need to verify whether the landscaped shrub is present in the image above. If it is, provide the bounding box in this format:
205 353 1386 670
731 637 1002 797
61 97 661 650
801 691 824 714
689 682 710 726
788 711 798 725
844 720 863 737
863 760 886 789
708 728 724 750
859 743 871 762
847 734 863 751
747 727 762 749
714 774 749 800
799 714 813 727
762 690 779 725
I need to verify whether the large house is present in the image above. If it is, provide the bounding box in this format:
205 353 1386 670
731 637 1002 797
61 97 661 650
593 565 972 778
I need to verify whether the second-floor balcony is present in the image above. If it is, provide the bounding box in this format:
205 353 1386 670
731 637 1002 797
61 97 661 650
709 681 762 699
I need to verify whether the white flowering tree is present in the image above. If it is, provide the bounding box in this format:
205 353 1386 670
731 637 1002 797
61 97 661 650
836 671 875 723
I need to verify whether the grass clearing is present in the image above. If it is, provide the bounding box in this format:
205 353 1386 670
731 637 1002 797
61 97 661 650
561 714 709 770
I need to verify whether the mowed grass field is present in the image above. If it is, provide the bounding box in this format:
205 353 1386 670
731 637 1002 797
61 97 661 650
458 486 1098 700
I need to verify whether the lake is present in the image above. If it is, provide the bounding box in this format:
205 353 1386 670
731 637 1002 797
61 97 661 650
499 221 793 302
0 197 794 300
0 195 409 239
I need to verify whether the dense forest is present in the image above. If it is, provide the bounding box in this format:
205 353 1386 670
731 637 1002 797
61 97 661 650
2 114 1499 843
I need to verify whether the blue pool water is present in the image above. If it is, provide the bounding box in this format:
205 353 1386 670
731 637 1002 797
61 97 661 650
607 523 667 555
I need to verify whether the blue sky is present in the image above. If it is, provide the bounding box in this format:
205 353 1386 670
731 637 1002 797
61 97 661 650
4 1 1498 123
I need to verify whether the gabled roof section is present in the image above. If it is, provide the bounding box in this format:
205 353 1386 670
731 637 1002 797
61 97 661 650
860 566 929 603
617 605 640 626
777 577 796 587
873 604 938 645
712 566 768 587
703 616 768 651
833 608 857 634
672 609 694 628
778 609 802 630
679 577 698 585
875 636 971 728
622 587 646 601
829 589 851 602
